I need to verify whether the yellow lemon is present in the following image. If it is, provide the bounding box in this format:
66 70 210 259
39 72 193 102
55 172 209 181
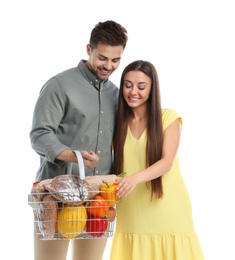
57 204 87 238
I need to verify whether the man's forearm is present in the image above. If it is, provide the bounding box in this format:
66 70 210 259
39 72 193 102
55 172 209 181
56 149 78 163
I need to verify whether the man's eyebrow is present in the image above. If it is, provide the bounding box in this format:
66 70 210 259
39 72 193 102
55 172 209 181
97 54 106 58
98 54 121 60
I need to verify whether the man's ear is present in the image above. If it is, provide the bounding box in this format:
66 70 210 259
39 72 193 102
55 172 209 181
86 44 91 55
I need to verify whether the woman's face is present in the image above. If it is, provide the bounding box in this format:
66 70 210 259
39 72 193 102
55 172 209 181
123 70 152 109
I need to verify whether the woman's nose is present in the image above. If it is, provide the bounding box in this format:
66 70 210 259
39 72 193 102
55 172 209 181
130 86 137 94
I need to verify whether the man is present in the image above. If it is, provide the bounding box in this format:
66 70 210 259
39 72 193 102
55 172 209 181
30 20 128 260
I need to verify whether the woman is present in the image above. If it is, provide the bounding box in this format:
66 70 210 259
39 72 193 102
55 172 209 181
110 60 204 259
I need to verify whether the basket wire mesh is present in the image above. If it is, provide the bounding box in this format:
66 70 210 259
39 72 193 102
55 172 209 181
28 190 117 240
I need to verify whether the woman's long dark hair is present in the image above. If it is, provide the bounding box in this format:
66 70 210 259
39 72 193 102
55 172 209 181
113 60 164 199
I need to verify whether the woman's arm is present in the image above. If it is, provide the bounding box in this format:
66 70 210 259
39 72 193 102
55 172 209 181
116 118 181 197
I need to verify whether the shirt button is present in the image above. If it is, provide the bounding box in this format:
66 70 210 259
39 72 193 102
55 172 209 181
100 130 103 134
101 110 103 113
96 170 99 174
97 151 101 154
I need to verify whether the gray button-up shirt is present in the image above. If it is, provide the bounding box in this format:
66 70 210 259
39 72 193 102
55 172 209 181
30 60 118 181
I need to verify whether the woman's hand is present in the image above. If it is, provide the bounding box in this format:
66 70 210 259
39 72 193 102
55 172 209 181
81 150 99 169
115 175 139 198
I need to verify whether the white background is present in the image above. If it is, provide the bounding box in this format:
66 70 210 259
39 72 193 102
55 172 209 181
1 1 235 259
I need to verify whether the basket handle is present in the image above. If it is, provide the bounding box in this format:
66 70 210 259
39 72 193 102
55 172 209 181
67 150 85 180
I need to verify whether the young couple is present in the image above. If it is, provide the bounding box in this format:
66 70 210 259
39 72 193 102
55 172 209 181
30 20 204 260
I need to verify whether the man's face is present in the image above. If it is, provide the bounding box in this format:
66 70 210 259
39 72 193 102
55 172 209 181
86 43 124 81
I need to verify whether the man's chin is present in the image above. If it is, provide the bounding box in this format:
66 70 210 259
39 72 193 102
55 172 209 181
98 74 110 81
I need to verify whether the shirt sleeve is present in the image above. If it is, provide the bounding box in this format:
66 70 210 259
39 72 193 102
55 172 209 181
162 108 183 132
30 77 70 164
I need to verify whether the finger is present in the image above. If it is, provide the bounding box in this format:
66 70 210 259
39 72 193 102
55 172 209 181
116 184 128 197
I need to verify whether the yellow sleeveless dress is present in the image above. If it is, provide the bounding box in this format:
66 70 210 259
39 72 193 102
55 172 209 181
110 109 204 260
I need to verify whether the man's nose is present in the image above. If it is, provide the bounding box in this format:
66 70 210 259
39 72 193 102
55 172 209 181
104 60 112 70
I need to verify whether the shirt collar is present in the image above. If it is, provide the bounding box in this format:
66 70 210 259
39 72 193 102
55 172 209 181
78 60 108 89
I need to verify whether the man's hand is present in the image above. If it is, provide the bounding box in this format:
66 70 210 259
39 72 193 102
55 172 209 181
81 150 99 169
56 149 99 169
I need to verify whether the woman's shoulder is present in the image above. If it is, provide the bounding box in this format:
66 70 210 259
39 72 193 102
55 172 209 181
162 108 179 117
162 108 182 129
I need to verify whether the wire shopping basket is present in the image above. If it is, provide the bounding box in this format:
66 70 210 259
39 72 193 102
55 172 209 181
28 151 119 240
28 190 118 240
